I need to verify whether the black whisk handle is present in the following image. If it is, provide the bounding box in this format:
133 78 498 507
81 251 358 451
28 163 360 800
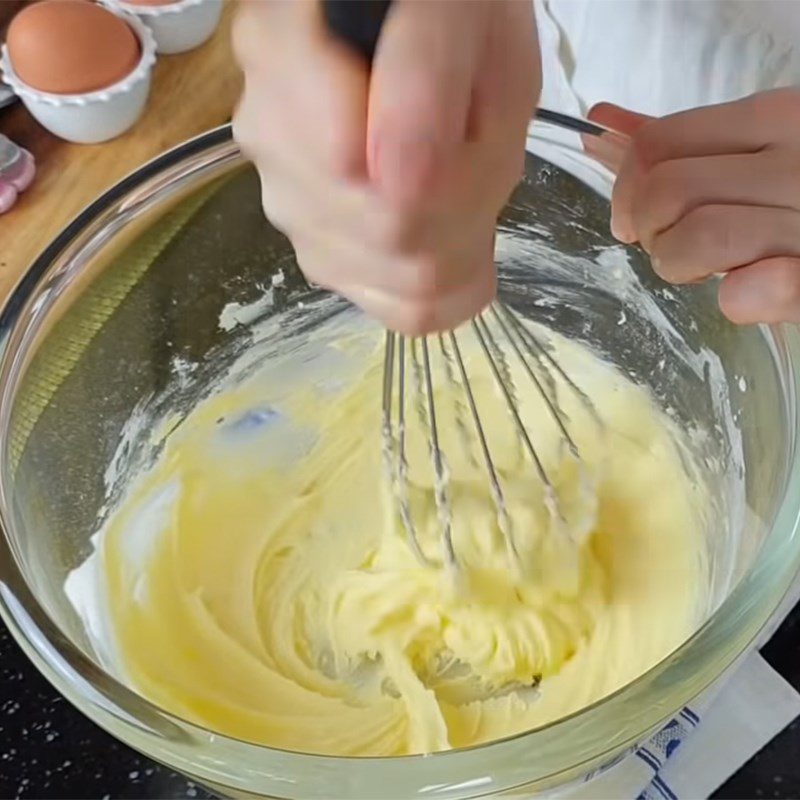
322 0 392 64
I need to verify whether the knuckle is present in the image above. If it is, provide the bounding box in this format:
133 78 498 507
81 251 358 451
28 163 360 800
629 119 662 168
635 161 685 237
687 205 733 258
233 100 286 169
293 250 326 288
232 92 274 162
231 105 253 155
644 160 679 197
231 81 253 135
651 205 732 285
260 188 292 237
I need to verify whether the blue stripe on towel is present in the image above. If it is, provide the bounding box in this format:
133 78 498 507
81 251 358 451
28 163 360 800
637 773 679 800
640 746 663 768
681 707 700 725
652 775 678 800
591 708 701 797
637 778 667 800
636 749 661 774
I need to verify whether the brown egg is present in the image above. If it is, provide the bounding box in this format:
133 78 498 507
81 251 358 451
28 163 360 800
7 0 141 94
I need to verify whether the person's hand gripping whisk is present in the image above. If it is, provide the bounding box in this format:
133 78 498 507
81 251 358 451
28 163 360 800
233 0 540 336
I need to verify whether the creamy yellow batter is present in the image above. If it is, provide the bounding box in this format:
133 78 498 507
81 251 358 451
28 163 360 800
84 319 708 756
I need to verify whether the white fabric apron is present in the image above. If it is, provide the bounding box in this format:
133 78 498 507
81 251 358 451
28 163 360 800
536 0 800 117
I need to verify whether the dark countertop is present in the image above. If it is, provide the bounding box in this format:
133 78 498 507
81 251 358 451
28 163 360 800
2 607 800 800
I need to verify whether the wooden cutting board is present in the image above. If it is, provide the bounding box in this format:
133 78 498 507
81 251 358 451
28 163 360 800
0 1 242 303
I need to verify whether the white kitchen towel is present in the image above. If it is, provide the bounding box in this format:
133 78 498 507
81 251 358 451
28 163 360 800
652 653 800 799
558 651 800 800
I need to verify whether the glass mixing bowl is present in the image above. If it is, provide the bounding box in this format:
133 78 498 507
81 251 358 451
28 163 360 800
1 119 800 799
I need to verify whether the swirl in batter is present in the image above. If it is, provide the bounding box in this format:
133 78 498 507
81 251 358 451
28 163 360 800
68 321 708 756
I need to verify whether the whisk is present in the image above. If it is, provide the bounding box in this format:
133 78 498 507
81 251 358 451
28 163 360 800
381 301 600 573
322 0 609 572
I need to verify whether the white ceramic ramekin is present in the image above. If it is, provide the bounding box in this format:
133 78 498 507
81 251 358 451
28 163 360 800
0 12 156 145
103 0 223 55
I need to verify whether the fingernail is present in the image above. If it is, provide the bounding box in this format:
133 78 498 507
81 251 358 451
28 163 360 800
723 272 768 314
650 254 661 275
610 212 635 244
718 283 752 324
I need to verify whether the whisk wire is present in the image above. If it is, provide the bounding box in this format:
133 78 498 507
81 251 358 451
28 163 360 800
446 330 519 565
500 304 602 430
437 333 477 467
490 304 579 460
382 300 598 572
382 332 434 567
420 339 457 572
472 315 555 496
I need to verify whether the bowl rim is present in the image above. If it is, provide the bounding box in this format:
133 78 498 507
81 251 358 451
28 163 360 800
1 120 800 798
